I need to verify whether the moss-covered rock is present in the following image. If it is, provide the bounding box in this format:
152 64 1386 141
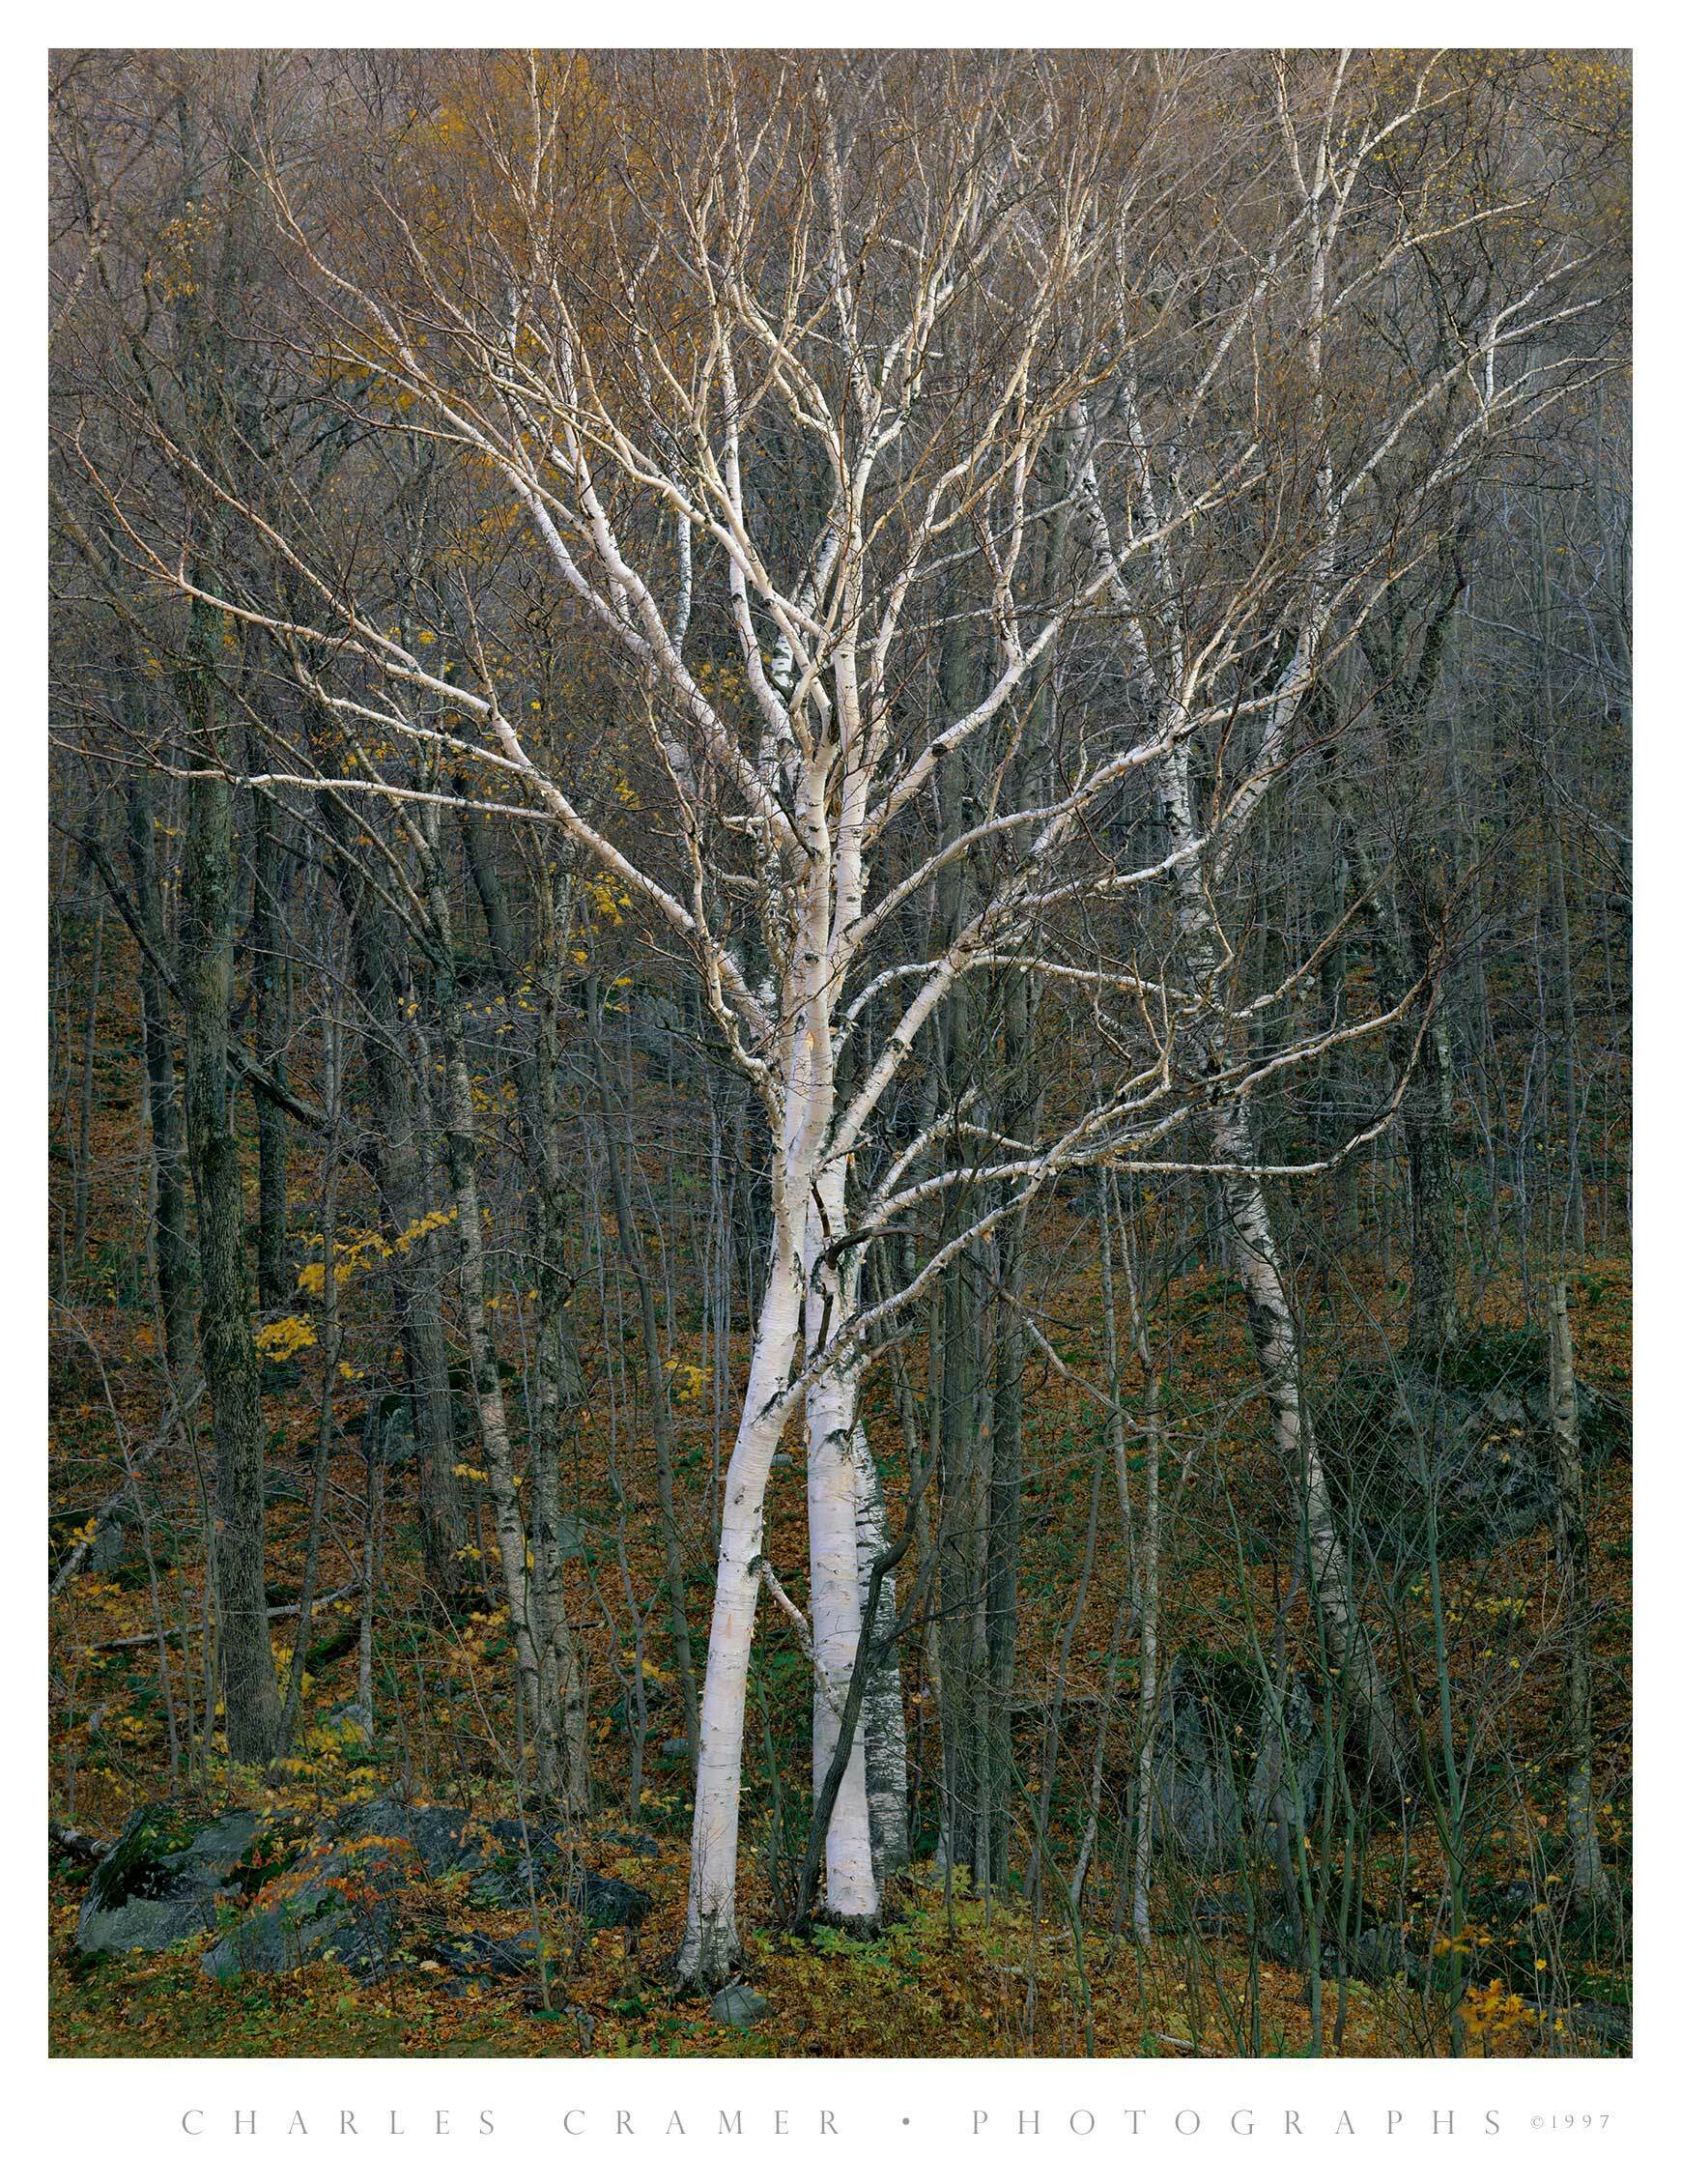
77 1806 265 1956
81 1796 660 1986
1316 1330 1630 1566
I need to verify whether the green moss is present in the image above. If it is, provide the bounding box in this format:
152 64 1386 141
88 1806 203 1911
1439 1326 1549 1394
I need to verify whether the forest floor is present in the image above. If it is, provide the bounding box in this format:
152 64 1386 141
48 1863 1447 2059
48 1247 1633 2059
47 963 1634 2058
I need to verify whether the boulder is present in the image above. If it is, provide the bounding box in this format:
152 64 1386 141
1185 1884 1418 1987
77 1806 266 1956
202 1843 389 1983
76 1795 653 1983
710 1981 771 2029
1320 1331 1630 1566
1152 1657 1242 1863
1563 2000 1632 2055
86 1518 127 1573
461 1817 652 1929
1243 1667 1325 1833
1152 1653 1323 1868
328 1795 483 1877
425 1929 543 1990
207 1804 650 1982
1343 1922 1416 1986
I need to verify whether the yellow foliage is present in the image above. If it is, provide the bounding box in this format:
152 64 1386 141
255 1315 318 1362
667 1359 709 1406
295 1207 458 1296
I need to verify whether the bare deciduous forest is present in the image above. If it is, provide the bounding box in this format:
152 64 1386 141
47 46 1632 2058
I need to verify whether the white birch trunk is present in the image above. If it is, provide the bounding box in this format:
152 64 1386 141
674 1244 805 1988
854 1422 911 1875
803 1163 882 1926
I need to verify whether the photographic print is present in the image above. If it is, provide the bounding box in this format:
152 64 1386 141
44 31 1636 2095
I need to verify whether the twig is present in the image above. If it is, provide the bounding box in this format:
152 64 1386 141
749 1556 843 1717
80 1580 363 1652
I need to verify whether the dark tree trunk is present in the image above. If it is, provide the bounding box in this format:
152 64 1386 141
1549 1280 1610 1909
934 1238 995 1887
594 986 701 1753
248 811 291 1309
179 626 280 1767
983 968 1037 1888
420 814 589 1815
459 800 599 1732
323 801 469 1612
126 776 194 1376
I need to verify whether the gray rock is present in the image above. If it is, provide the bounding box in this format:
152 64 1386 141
76 1796 653 1983
465 1819 651 1929
328 1795 482 1877
202 1811 467 1981
310 1801 651 1933
1563 2000 1632 2055
710 1981 770 2029
427 1929 541 1985
600 1828 661 1859
77 1807 264 1956
86 1518 127 1573
1152 1657 1243 1863
201 1855 380 1983
1152 1654 1323 1868
206 1834 560 1986
1321 1336 1630 1566
1244 1672 1325 1833
569 1871 653 1930
1185 1884 1255 1937
1344 1923 1414 1986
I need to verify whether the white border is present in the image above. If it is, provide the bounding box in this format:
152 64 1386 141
13 12 1672 2177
